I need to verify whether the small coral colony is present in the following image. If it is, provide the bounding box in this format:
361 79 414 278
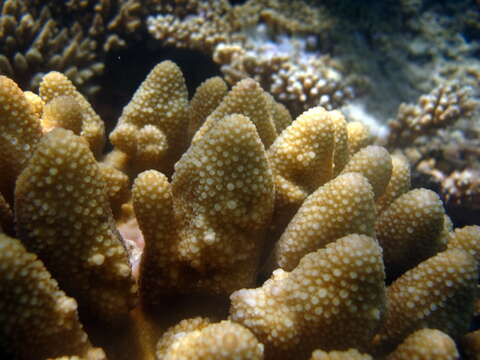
0 1 479 360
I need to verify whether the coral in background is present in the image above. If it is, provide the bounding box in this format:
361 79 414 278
147 0 357 117
0 0 104 96
0 62 478 359
213 29 358 117
386 82 479 225
0 0 153 98
387 82 477 148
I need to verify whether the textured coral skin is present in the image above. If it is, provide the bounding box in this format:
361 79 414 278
0 62 478 359
374 248 477 354
386 329 458 360
15 128 137 322
231 235 385 360
157 318 263 360
0 233 105 360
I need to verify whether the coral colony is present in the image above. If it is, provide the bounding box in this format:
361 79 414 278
1 1 480 360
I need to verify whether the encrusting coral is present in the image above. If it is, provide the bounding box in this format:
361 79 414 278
0 60 478 359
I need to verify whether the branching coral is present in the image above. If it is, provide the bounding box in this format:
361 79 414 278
385 328 459 360
231 234 385 359
385 81 479 225
0 62 478 360
133 113 274 299
15 128 137 322
156 318 264 360
0 233 105 360
147 0 357 116
0 75 43 203
373 248 477 354
310 349 372 360
387 82 477 148
110 60 190 175
0 0 104 96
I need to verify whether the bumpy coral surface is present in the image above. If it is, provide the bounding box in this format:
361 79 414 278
273 173 376 271
0 233 105 360
375 248 477 354
231 234 385 359
156 318 264 360
0 61 478 360
386 328 458 360
15 128 136 322
110 61 189 175
0 75 42 202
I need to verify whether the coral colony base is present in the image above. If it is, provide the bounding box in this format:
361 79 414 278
0 60 479 360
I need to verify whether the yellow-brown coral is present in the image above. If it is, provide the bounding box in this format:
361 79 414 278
0 233 105 360
375 248 477 354
273 173 376 271
231 234 385 359
0 61 478 360
386 328 458 360
39 72 105 156
310 349 372 360
15 128 136 322
0 75 42 202
375 188 446 278
110 60 189 175
156 318 264 360
133 113 275 297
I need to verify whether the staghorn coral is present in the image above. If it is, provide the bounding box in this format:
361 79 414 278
230 234 385 360
15 128 137 322
0 233 106 360
387 82 477 148
0 63 479 359
156 318 264 360
386 328 459 360
0 0 104 97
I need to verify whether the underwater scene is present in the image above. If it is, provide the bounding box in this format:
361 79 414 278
0 0 479 359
